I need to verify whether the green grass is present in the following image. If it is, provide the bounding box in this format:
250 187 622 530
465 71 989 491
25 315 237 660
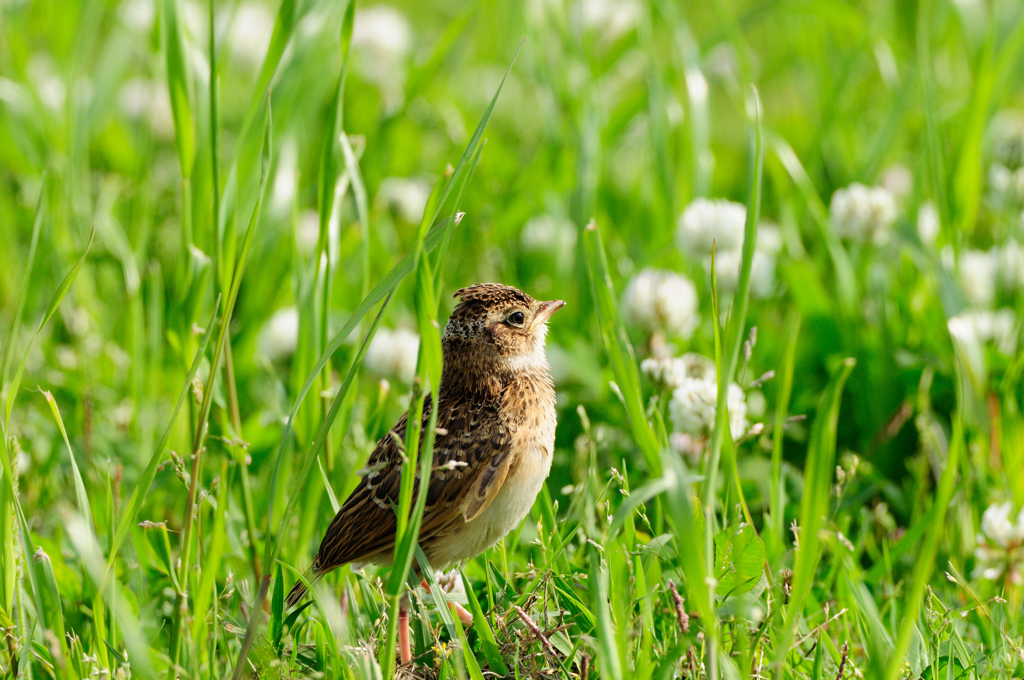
2 0 1024 678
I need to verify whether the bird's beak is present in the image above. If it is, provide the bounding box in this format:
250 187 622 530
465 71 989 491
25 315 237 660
533 299 566 327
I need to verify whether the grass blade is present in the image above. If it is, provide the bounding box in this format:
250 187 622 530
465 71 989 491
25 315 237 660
103 301 217 581
40 390 92 527
232 291 395 680
460 567 508 675
168 99 272 675
32 547 72 679
1 172 45 389
581 221 661 474
162 0 195 178
5 223 95 430
768 311 801 565
883 419 964 680
775 357 856 673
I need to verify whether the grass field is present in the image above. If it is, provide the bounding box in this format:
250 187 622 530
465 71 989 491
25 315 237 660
2 0 1024 678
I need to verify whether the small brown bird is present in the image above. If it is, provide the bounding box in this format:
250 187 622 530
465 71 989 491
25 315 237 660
288 283 564 664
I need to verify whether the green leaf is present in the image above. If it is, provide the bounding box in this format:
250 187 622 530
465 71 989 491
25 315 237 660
270 563 285 648
191 459 231 642
142 522 175 583
339 132 370 296
162 0 196 177
318 457 341 514
713 524 765 599
461 567 508 675
278 561 344 676
591 551 623 680
34 548 70 674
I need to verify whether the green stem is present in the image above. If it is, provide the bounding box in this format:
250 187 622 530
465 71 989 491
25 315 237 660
769 311 801 565
223 345 262 581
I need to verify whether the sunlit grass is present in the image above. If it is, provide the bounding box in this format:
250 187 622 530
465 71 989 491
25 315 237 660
2 0 1024 679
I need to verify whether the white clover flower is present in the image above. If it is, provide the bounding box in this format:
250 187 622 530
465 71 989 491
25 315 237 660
982 503 1019 546
434 570 465 597
258 307 299 362
227 2 275 71
669 376 717 438
668 373 747 441
948 308 1018 359
181 0 208 44
959 249 997 308
829 183 897 245
352 5 412 94
669 431 703 462
364 327 420 384
377 176 432 224
621 268 700 338
576 0 641 43
989 164 1024 207
119 78 175 139
757 224 783 255
996 240 1024 292
641 353 715 391
704 43 739 84
520 214 577 253
974 502 1024 585
676 198 746 256
990 111 1024 170
271 139 299 215
917 201 940 245
880 164 913 203
119 0 155 32
26 54 65 112
725 383 748 441
707 249 776 298
295 210 320 258
747 389 766 419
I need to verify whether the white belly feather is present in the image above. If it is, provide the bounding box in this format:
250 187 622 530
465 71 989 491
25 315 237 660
428 437 553 568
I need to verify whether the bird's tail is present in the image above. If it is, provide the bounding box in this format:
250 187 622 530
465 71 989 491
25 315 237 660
285 568 320 609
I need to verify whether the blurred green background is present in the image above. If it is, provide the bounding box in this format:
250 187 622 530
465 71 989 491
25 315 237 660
2 0 1024 677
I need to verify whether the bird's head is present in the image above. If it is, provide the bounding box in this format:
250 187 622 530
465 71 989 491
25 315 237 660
442 283 565 383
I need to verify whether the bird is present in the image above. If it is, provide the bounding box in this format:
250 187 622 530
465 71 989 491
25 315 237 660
287 283 564 665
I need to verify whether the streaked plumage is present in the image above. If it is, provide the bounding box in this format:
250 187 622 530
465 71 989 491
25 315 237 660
288 284 564 620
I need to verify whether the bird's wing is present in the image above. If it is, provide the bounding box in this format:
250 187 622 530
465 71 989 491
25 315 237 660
310 394 512 574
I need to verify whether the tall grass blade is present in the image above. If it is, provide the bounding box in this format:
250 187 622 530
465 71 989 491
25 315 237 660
460 566 508 675
66 514 155 679
883 418 964 680
5 223 95 429
161 0 195 178
581 221 661 474
33 547 73 680
769 135 857 314
1 172 45 389
232 291 394 680
775 357 856 673
40 390 92 527
768 311 801 565
103 302 218 580
703 92 764 646
168 99 272 676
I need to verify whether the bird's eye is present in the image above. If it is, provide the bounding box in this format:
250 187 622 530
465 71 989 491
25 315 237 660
506 311 526 327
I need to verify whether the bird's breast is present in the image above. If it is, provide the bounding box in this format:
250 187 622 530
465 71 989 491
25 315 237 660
425 399 556 569
470 401 556 540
